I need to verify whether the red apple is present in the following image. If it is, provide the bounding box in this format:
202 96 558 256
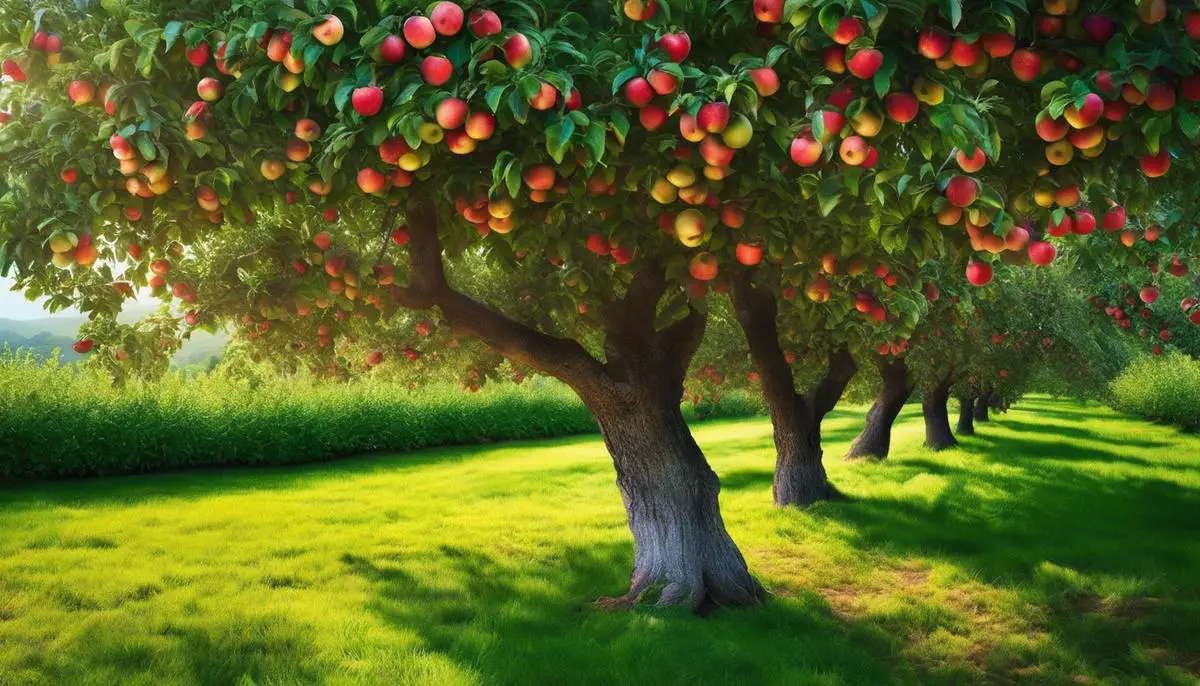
753 0 783 23
430 2 464 36
884 92 919 123
696 102 730 132
469 9 502 37
403 16 436 49
312 15 344 46
185 42 210 67
790 134 822 167
917 28 950 59
966 260 993 286
420 56 453 85
946 176 978 207
352 85 384 116
378 35 406 63
659 32 691 62
504 33 533 68
1140 149 1170 177
688 252 719 280
1010 49 1042 82
735 243 763 266
749 67 779 96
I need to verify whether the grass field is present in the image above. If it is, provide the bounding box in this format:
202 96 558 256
1 396 1198 685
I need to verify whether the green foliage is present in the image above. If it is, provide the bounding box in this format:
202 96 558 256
1110 352 1200 431
0 353 761 478
1 397 1198 684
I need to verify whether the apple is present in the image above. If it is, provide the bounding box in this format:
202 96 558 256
884 92 919 123
403 16 436 49
1054 184 1080 207
504 33 533 68
523 164 555 190
1081 14 1116 42
357 168 387 193
639 105 667 130
1145 82 1175 111
1182 75 1200 102
699 136 734 166
60 167 79 184
420 56 453 85
1037 15 1064 37
949 38 981 67
936 205 962 225
917 28 950 59
68 80 95 105
839 136 868 165
1122 82 1147 105
295 119 322 141
469 9 502 37
730 243 762 266
647 69 678 96
623 0 658 21
1063 93 1103 128
1138 0 1166 24
1010 49 1042 82
830 17 863 45
196 77 223 102
1067 125 1103 149
688 252 719 281
1045 139 1074 165
352 85 384 116
981 32 1015 57
753 0 783 23
819 111 846 140
946 176 978 207
749 67 779 96
847 49 883 79
260 159 285 180
585 233 611 256
430 2 464 36
322 208 340 223
1072 210 1096 234
1144 225 1161 241
697 102 730 133
465 111 495 140
312 15 344 46
379 137 411 164
310 179 333 196
564 89 582 110
720 203 745 228
1101 205 1126 231
285 137 312 162
850 109 882 136
1005 225 1030 250
266 30 292 62
966 260 993 286
790 133 822 166
620 77 652 107
1139 149 1170 177
73 339 95 354
1048 213 1073 236
956 147 987 172
913 78 944 105
659 32 691 62
822 45 846 74
674 209 706 247
378 35 406 63
435 97 469 129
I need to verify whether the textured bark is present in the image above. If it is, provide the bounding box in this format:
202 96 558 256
922 379 958 450
974 390 991 422
396 199 763 610
731 273 857 507
846 357 915 460
956 396 976 436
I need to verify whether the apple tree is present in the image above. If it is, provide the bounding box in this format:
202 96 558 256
3 0 1200 611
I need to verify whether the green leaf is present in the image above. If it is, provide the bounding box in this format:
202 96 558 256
945 0 962 28
485 85 508 113
610 111 630 146
162 21 184 51
611 66 639 95
584 125 605 163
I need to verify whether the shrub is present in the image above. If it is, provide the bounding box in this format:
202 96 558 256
0 353 763 479
1109 352 1200 431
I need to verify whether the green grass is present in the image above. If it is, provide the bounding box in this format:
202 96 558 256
1 396 1198 685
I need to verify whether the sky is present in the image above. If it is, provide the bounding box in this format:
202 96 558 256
0 276 74 319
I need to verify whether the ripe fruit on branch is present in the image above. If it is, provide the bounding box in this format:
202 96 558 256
430 2 464 36
378 35 406 63
955 148 986 173
966 260 993 286
830 17 864 45
285 137 312 162
1064 93 1103 129
197 77 223 102
839 136 868 166
266 30 292 62
435 97 468 129
469 9 502 37
260 159 285 180
847 49 883 79
752 0 783 23
295 118 321 141
623 77 654 107
624 0 658 21
790 133 822 167
403 16 436 49
688 252 718 282
504 33 533 68
884 92 918 123
312 15 344 46
945 176 978 207
697 102 730 133
73 339 94 354
357 168 387 193
352 85 384 116
1140 149 1170 177
1140 286 1159 304
1010 49 1042 82
68 81 95 105
658 32 691 62
748 67 779 96
674 209 706 247
420 56 453 85
917 28 950 59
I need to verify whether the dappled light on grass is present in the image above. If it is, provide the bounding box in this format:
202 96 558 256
1 397 1198 684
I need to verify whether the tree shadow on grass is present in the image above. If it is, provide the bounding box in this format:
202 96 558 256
994 418 1172 450
340 541 918 686
818 440 1200 683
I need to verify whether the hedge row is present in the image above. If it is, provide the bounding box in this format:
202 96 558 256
1109 352 1200 431
0 357 763 479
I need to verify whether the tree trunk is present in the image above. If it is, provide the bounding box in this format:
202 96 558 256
956 396 976 436
922 380 957 450
730 273 856 507
974 391 991 422
846 357 915 460
593 401 765 610
400 200 763 611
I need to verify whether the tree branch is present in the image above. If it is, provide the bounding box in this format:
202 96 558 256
395 198 618 402
730 269 802 419
809 347 858 419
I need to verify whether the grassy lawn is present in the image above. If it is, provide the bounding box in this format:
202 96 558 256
1 396 1198 685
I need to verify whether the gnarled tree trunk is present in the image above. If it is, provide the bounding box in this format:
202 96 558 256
594 400 764 609
846 357 915 460
922 378 957 450
974 389 991 422
399 199 762 611
956 396 976 436
731 273 858 507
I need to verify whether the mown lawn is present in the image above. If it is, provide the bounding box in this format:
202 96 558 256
1 396 1198 685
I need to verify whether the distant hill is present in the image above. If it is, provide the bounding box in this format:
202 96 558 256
0 306 228 367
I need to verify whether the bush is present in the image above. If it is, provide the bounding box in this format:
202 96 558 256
1109 352 1200 431
0 353 763 479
